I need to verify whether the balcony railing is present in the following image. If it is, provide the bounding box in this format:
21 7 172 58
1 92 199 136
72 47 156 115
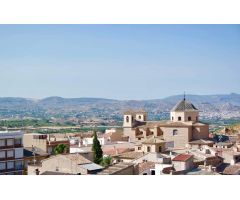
0 145 14 150
15 166 24 171
6 168 15 172
0 157 6 161
0 144 23 149
14 144 23 148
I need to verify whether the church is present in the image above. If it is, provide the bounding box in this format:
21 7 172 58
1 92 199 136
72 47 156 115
123 97 209 149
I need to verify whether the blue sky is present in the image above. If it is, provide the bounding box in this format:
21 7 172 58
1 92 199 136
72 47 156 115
0 25 239 100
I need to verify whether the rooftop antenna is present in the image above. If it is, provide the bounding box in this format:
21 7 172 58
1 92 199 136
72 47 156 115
5 120 8 132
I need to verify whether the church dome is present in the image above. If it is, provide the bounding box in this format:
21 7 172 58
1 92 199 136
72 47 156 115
171 99 198 112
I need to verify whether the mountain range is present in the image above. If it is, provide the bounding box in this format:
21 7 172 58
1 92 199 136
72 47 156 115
0 93 240 121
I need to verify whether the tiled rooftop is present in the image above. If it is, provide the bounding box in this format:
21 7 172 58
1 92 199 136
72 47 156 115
137 161 155 174
171 99 198 112
172 154 193 162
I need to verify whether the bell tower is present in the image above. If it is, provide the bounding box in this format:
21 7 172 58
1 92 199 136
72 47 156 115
123 111 135 128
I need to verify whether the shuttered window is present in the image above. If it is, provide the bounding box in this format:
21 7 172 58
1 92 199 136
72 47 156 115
7 139 14 146
0 151 5 158
0 140 5 147
0 162 5 170
7 161 14 169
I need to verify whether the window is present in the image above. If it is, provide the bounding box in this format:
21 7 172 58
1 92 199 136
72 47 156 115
0 151 5 158
151 170 155 175
0 139 5 147
196 116 198 121
138 147 141 150
143 173 148 175
178 117 181 121
188 116 192 121
172 117 174 121
159 146 162 152
0 162 5 170
173 129 178 136
126 116 129 123
7 161 14 169
7 150 14 158
15 160 23 170
7 139 13 146
147 146 151 152
15 138 22 145
138 138 141 141
139 116 141 120
15 149 23 159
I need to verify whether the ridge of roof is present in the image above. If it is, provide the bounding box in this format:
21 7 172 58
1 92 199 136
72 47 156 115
171 99 198 112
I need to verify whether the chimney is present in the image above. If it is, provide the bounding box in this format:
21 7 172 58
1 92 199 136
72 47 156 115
35 168 40 175
204 160 207 168
114 146 118 155
78 139 82 147
154 126 158 137
208 165 212 172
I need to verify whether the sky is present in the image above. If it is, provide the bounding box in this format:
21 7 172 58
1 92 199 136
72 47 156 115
0 25 239 100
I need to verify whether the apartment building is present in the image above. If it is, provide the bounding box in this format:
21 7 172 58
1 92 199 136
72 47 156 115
23 133 70 154
0 131 24 175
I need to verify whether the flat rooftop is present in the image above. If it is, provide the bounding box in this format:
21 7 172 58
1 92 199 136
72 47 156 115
0 131 23 137
97 163 134 175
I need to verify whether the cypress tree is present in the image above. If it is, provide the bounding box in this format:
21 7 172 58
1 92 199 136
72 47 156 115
92 131 103 164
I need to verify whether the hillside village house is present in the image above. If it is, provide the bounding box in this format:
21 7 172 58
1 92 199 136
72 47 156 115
123 97 209 148
172 154 194 172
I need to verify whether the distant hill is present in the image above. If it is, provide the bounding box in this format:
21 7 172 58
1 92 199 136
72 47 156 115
0 93 240 120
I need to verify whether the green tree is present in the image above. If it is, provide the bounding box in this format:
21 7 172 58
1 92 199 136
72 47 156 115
54 144 68 154
92 131 103 164
100 156 112 167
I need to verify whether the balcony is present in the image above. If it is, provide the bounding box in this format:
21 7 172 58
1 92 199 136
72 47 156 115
0 144 23 149
6 157 15 161
0 145 14 150
0 168 6 173
0 157 6 161
15 166 24 171
14 144 23 148
6 168 15 172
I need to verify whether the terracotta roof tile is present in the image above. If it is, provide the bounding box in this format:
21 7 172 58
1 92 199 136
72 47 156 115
172 154 193 162
138 161 155 174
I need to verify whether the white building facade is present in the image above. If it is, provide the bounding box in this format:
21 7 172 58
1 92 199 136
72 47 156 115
0 131 24 175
